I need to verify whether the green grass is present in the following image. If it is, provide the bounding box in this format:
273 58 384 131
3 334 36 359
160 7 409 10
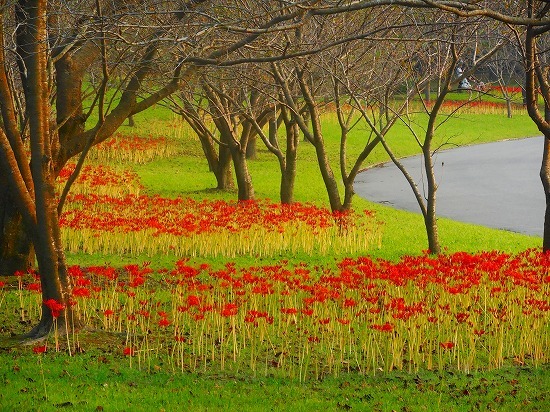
1 346 548 412
1 104 548 411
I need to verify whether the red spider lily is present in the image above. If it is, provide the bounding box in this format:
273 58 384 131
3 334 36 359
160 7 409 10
439 341 455 350
103 309 115 317
14 248 549 375
59 195 374 239
58 163 142 190
343 298 357 307
72 287 91 298
0 281 5 288
244 314 257 324
75 277 91 287
33 345 47 354
187 295 200 306
455 312 470 323
301 309 314 316
221 303 238 317
26 283 41 293
137 310 150 318
68 265 85 277
44 298 65 319
371 322 394 332
123 347 135 356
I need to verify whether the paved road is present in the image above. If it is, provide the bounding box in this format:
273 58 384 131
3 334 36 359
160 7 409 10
354 136 545 237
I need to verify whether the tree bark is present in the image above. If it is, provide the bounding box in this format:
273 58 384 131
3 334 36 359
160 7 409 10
0 181 34 275
4 0 75 337
280 116 298 204
221 130 254 200
541 137 550 251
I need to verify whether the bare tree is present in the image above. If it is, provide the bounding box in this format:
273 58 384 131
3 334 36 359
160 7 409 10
371 15 505 254
170 87 236 191
424 0 550 250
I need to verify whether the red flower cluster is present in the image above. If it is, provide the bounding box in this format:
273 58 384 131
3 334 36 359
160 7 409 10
60 196 363 237
43 298 65 318
33 345 47 354
58 163 141 189
439 341 455 350
50 247 549 373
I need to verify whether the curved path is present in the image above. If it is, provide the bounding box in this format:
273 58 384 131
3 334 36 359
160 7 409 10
354 136 545 237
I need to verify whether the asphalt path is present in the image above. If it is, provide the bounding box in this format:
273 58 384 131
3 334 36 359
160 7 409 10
354 136 545 237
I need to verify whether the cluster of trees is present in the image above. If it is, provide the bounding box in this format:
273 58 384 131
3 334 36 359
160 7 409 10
1 0 550 337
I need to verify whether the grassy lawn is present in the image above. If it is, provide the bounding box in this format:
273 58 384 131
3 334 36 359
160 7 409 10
1 104 548 411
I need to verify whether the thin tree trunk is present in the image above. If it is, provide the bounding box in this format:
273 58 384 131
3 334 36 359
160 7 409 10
541 127 550 252
280 120 298 204
423 144 441 254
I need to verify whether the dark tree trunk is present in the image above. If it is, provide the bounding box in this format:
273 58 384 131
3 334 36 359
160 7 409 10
0 181 34 275
27 175 74 337
525 22 550 251
540 137 550 251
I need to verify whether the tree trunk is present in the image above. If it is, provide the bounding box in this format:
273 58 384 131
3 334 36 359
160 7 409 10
541 130 550 252
217 146 234 190
506 97 512 119
246 134 257 159
424 202 441 255
280 118 298 204
27 188 74 337
18 0 74 338
423 146 441 254
0 181 34 275
231 147 254 200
